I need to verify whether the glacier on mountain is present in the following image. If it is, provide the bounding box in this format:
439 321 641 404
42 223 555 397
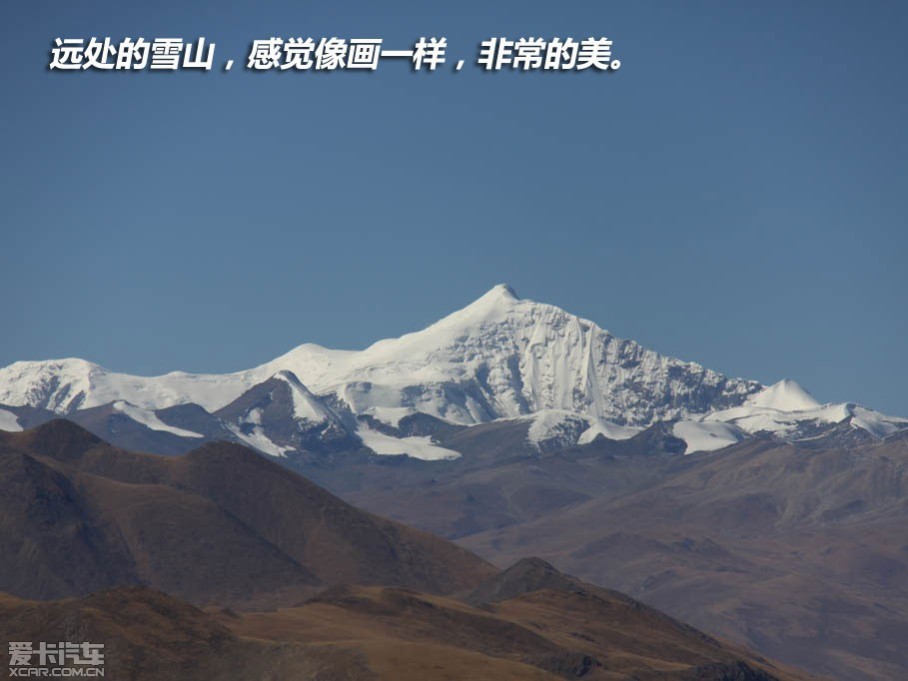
0 408 22 433
112 401 204 439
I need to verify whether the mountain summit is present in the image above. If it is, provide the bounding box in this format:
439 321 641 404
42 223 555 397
0 286 904 457
0 286 759 423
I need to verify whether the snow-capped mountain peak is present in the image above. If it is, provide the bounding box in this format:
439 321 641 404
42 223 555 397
295 285 762 427
353 283 522 363
437 282 521 322
676 379 908 451
0 286 904 459
746 379 821 412
0 358 102 412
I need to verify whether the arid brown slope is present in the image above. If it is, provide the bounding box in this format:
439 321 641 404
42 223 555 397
459 436 908 681
0 561 817 681
0 588 341 681
0 420 495 606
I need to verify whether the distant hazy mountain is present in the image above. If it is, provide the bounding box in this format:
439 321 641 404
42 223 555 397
456 432 908 681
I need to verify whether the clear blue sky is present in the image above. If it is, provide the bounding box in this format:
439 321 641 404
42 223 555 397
2 1 906 415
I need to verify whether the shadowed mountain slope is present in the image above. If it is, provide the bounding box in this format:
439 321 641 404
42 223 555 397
0 420 496 606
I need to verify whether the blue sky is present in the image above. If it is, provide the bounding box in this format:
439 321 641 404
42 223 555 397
1 1 906 415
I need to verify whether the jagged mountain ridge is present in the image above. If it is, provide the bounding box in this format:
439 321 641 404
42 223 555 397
0 285 904 458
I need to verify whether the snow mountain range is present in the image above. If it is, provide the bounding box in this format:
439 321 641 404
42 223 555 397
1 284 904 459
